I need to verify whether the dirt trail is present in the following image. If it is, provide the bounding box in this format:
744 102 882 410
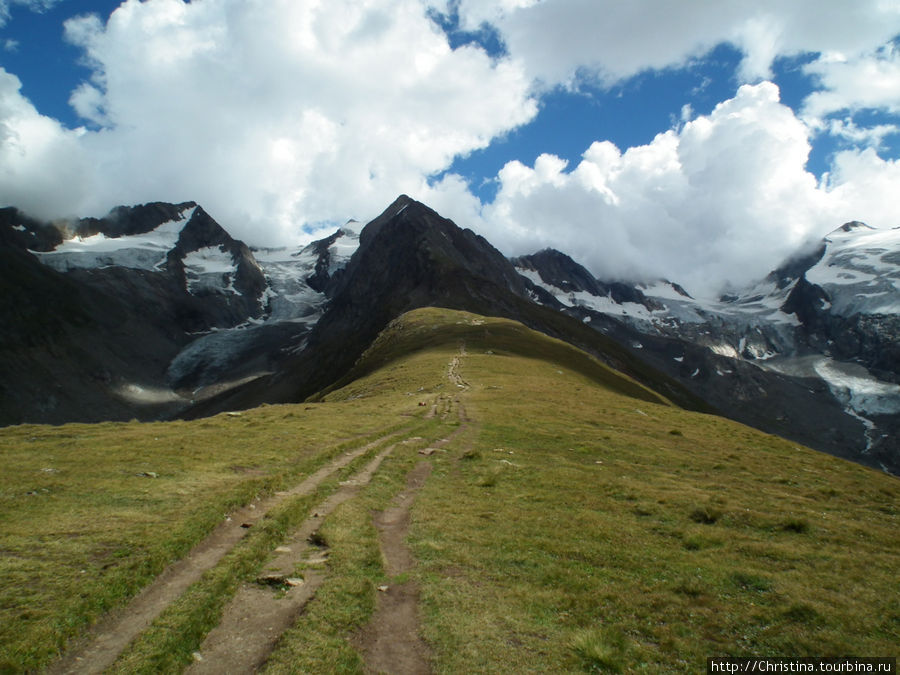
355 461 433 675
47 430 406 675
187 444 397 674
356 346 471 674
427 342 469 420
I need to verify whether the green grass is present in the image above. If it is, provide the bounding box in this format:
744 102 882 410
109 427 428 674
1 306 897 673
0 398 423 671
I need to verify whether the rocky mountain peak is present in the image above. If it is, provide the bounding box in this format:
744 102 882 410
77 202 197 240
835 220 874 234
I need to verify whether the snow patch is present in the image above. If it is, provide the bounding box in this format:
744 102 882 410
710 344 740 359
114 383 184 405
813 359 900 416
183 246 241 296
34 205 197 272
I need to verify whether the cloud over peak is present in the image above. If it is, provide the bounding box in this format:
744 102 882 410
4 0 537 241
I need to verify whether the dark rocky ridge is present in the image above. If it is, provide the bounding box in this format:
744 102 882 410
182 196 704 418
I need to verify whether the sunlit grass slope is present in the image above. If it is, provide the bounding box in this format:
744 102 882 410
280 308 900 672
1 306 897 673
0 385 432 671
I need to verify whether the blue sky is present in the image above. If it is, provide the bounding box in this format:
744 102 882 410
2 0 899 294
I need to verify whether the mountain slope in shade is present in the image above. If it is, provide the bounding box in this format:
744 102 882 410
0 204 359 422
515 223 900 473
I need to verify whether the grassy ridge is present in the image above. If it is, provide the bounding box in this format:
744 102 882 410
1 307 897 672
282 308 899 671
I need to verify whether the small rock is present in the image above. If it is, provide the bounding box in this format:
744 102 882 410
192 652 204 662
136 471 158 478
419 448 436 456
285 577 304 587
240 523 252 529
377 585 389 592
274 546 292 554
225 412 242 417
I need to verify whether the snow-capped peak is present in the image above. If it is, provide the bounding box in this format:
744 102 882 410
33 205 197 272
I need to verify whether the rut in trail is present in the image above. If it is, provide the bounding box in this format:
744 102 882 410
47 430 408 675
187 444 399 674
354 461 433 675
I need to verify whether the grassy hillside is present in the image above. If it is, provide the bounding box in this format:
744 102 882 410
1 307 897 673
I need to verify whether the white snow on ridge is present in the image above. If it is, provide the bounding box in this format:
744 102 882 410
516 267 655 320
34 205 197 272
184 245 241 296
813 358 900 416
328 227 361 274
806 224 900 315
638 281 688 302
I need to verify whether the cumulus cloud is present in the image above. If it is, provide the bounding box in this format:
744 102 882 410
0 69 91 219
456 83 898 297
1 0 536 243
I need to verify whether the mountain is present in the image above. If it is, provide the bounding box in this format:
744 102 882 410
1 196 898 473
516 223 900 473
181 195 699 418
0 203 356 422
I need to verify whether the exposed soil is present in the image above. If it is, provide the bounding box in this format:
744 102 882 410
188 445 397 673
355 461 434 675
47 431 405 675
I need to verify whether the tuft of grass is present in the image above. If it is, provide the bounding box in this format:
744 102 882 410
729 571 772 593
689 506 722 524
571 626 631 673
781 518 810 534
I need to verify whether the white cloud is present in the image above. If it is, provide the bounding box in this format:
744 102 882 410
2 0 899 300
0 68 92 219
1 0 536 243
803 44 900 121
449 0 900 88
452 82 899 297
